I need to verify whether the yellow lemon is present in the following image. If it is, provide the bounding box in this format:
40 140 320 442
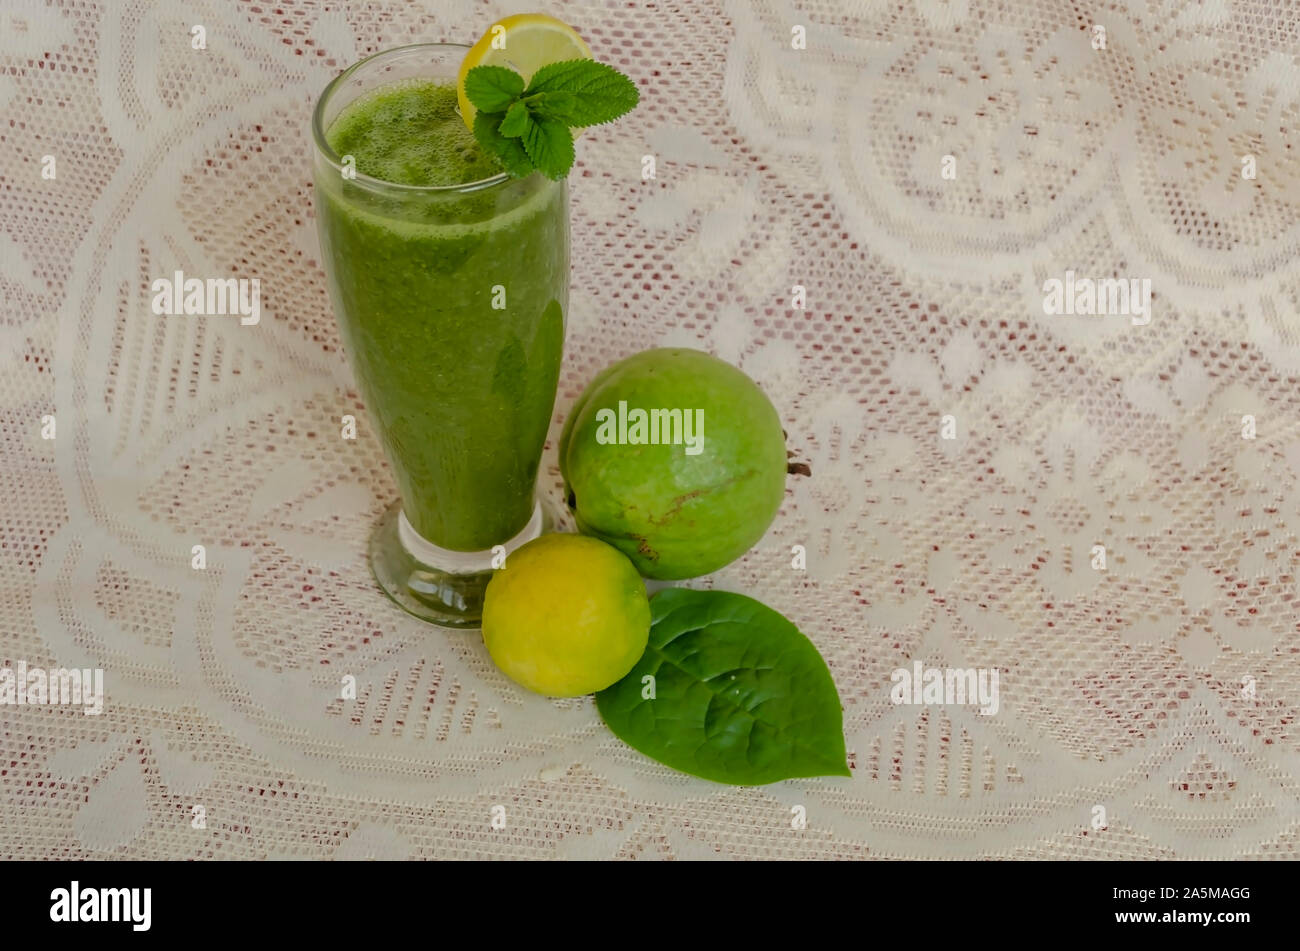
457 12 593 131
482 534 649 697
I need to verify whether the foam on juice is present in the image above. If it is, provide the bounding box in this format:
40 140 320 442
325 80 502 187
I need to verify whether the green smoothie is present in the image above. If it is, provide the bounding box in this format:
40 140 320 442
315 80 567 551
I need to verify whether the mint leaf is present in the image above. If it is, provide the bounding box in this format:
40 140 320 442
472 111 533 179
466 58 638 179
523 59 639 126
520 116 575 180
498 100 533 139
596 588 850 786
463 65 525 113
529 90 577 121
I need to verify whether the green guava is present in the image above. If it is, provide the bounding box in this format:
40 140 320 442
559 348 787 579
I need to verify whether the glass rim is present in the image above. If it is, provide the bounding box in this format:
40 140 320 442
311 42 513 195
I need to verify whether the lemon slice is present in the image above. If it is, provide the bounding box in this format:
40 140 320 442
457 13 593 131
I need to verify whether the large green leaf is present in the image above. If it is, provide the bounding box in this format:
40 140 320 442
596 588 850 785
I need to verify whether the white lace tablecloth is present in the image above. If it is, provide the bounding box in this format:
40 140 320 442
3 0 1299 860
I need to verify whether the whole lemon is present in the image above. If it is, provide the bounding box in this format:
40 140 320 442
481 533 650 697
560 348 787 579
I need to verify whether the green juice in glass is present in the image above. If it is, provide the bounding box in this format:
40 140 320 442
313 44 569 628
312 47 567 625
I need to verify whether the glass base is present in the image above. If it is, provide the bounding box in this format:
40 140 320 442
368 497 554 628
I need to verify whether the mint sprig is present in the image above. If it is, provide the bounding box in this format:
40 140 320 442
465 59 639 180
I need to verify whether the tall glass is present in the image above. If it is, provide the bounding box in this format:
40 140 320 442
312 44 567 627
